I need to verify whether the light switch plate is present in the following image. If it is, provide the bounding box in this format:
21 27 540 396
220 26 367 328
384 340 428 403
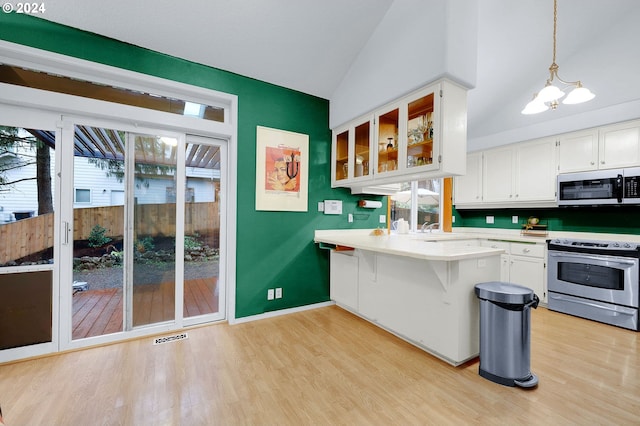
512 215 518 224
318 201 324 212
379 215 386 224
486 216 494 224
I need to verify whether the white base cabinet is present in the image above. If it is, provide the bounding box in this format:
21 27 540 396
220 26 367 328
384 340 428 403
481 240 546 303
329 250 359 312
329 248 501 366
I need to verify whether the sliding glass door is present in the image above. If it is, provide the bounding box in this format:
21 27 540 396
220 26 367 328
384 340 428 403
70 125 126 340
64 123 226 342
0 111 227 361
183 135 225 324
130 133 178 328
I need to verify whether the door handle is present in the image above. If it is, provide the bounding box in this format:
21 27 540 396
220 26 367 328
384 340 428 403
63 221 70 245
548 252 636 266
550 294 636 315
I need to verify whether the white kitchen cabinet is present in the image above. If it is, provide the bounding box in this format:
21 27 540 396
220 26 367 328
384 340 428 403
482 146 514 203
329 250 359 311
557 129 599 173
332 79 467 193
456 137 557 207
482 240 546 303
514 137 557 202
557 120 640 173
453 151 482 204
508 255 545 302
598 120 640 170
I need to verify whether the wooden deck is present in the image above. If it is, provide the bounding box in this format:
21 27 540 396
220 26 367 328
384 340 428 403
72 277 219 340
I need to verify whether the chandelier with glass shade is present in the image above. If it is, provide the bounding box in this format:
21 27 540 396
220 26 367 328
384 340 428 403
521 0 595 115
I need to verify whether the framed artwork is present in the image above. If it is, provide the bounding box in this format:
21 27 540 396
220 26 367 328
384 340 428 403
255 126 309 211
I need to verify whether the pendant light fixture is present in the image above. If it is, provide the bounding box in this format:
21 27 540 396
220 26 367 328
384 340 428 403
522 0 595 114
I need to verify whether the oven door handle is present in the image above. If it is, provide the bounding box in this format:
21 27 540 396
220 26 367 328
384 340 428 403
548 252 637 266
549 294 637 315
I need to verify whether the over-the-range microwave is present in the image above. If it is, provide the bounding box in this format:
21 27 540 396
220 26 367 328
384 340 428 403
557 167 640 206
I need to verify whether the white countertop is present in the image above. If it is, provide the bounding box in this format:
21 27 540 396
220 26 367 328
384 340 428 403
314 229 504 261
315 227 640 261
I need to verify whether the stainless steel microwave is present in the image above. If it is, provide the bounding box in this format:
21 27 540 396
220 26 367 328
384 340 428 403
557 167 640 206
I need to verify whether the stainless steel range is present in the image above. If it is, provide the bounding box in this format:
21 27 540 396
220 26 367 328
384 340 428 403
547 238 640 331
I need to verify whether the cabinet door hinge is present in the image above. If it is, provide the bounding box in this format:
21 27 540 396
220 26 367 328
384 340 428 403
438 154 442 163
440 89 443 98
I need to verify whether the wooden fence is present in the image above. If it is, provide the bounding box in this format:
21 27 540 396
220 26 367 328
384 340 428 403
0 212 54 265
0 202 219 264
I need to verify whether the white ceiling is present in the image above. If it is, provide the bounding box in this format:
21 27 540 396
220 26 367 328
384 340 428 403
38 0 640 149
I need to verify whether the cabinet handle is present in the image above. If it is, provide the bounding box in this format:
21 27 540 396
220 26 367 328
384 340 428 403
590 161 595 165
523 248 530 253
601 160 605 164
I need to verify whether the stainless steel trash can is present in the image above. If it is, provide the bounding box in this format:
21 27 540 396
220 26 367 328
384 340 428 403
474 282 539 388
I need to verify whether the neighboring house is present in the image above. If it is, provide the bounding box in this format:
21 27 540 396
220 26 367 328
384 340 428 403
0 130 218 223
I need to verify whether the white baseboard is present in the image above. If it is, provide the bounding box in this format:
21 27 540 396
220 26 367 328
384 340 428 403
229 301 335 325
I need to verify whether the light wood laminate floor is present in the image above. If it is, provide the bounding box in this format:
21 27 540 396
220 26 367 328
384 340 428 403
0 305 639 425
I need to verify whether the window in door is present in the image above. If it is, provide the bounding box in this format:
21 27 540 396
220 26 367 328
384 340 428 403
0 126 55 351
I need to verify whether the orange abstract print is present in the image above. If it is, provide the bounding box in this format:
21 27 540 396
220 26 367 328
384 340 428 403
265 146 301 192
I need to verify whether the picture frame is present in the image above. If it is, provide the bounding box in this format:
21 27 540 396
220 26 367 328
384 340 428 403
255 126 309 212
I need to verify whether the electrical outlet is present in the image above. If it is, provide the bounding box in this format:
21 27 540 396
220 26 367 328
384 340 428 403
452 216 456 223
275 288 282 299
379 215 386 224
512 215 518 224
267 289 274 300
348 213 353 223
486 216 494 224
318 201 324 212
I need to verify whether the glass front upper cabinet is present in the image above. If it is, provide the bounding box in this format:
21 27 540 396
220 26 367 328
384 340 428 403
406 92 435 169
332 115 373 184
334 128 349 182
331 79 466 190
353 120 371 179
376 106 400 176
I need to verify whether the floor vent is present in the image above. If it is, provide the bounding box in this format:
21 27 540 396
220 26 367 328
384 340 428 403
153 333 188 345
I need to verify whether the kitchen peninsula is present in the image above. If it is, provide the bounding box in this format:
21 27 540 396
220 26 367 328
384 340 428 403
315 230 504 366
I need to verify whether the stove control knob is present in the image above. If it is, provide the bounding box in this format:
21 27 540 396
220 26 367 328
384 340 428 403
613 243 620 247
624 243 631 248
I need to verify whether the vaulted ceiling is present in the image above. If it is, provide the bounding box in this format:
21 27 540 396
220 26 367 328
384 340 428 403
37 0 640 150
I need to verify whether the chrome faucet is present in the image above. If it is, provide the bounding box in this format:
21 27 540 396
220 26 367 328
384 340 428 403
421 222 439 233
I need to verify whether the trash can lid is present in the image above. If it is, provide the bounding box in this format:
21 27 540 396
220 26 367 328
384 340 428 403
474 281 535 304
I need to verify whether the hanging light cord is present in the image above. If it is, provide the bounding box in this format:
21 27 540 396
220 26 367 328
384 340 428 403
547 0 580 87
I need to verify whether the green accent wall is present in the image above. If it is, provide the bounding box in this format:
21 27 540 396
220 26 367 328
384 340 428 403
0 14 385 318
454 206 640 235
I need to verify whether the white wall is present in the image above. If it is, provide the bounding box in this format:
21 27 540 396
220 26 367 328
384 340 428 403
329 0 478 129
